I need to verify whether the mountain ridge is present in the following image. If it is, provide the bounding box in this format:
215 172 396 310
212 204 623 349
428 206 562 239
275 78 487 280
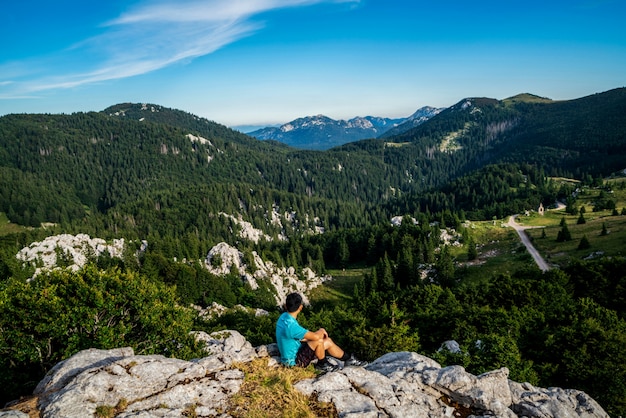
2 88 626 231
247 106 442 150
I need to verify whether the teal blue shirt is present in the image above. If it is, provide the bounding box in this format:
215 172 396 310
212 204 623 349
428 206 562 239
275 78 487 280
275 312 308 366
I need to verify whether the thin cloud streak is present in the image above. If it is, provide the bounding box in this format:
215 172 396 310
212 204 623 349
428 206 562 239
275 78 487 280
0 0 357 97
108 0 326 25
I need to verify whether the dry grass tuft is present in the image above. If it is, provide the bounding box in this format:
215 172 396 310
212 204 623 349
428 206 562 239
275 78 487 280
228 358 338 418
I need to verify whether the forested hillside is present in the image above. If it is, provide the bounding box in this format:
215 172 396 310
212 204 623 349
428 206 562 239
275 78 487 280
382 88 626 191
2 89 625 230
1 89 626 415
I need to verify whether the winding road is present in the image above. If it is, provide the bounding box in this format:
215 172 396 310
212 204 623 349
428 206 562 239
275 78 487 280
506 215 551 272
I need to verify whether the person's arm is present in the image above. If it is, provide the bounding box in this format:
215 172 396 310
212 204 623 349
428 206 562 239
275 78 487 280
302 328 328 342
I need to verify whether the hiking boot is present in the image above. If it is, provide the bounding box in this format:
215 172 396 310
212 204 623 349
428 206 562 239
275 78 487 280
344 354 368 367
315 360 340 373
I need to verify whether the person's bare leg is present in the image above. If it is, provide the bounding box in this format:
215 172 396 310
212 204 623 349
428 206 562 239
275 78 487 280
323 337 345 359
308 340 326 360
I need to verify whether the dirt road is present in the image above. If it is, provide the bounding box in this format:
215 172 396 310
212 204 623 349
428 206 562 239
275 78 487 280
506 215 550 271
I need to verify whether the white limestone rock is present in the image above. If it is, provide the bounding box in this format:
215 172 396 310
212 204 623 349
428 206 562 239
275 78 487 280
16 234 126 277
13 335 610 418
297 351 608 418
33 331 257 418
191 329 257 364
34 347 134 396
219 212 272 243
439 340 462 354
509 381 609 418
204 242 331 306
391 215 418 226
205 242 245 276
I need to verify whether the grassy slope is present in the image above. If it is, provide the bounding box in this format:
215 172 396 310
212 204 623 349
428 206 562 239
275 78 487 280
523 179 626 267
461 178 626 275
313 178 626 291
0 212 26 236
455 220 532 282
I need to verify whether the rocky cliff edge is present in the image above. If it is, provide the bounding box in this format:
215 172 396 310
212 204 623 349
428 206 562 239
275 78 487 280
0 330 609 418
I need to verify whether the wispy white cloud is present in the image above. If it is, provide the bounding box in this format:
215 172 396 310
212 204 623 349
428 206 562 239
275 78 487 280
108 0 320 25
0 0 359 97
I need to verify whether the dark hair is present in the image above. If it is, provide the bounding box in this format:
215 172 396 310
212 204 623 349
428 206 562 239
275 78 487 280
285 292 303 313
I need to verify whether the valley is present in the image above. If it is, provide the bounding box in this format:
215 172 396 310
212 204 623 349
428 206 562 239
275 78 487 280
1 88 626 415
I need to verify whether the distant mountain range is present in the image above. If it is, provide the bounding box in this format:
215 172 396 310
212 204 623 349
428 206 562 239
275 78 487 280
247 107 442 150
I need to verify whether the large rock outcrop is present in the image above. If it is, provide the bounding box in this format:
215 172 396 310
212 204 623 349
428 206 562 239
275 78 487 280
16 236 329 308
205 242 331 305
1 331 609 418
16 234 127 277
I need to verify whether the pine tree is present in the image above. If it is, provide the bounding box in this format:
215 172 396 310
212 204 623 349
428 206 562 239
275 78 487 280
435 245 455 287
565 197 578 215
396 235 417 287
376 253 395 292
557 221 572 242
337 235 350 269
467 236 478 261
577 235 591 250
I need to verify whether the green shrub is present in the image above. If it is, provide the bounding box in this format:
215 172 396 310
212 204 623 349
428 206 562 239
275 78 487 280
0 265 203 404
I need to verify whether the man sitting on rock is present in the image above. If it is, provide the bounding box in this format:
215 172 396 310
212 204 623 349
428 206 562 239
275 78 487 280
275 292 367 372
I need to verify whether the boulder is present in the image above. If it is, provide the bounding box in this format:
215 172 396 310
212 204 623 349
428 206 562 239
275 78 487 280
191 329 257 363
28 331 254 418
38 356 241 418
509 381 608 418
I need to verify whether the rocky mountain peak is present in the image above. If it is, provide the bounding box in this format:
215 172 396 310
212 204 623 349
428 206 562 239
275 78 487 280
247 107 442 150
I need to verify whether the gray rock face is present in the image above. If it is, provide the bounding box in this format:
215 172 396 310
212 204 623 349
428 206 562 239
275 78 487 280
509 381 607 418
26 331 255 418
0 412 29 418
1 334 609 418
296 352 608 418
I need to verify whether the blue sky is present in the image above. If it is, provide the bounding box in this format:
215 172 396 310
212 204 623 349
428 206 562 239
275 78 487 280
1 0 625 129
